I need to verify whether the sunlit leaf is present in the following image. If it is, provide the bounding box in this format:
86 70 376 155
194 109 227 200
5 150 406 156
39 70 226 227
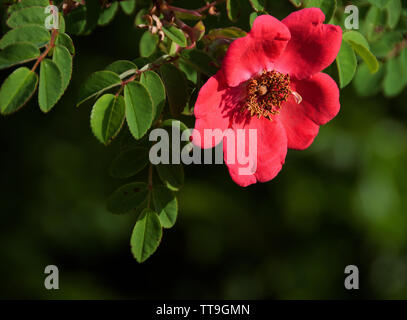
38 59 63 112
124 82 154 139
90 94 125 145
0 67 38 115
336 40 357 88
0 25 50 49
162 25 187 47
140 71 166 123
130 208 162 263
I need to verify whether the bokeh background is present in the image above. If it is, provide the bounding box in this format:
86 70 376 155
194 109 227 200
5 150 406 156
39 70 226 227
1 0 407 299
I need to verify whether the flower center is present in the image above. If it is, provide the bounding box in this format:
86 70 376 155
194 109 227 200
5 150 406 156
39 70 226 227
243 70 296 120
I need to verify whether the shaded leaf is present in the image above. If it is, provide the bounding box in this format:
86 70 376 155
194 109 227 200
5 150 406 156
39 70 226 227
354 62 385 97
180 50 217 76
156 163 184 191
160 64 188 117
109 147 149 178
107 182 149 214
386 0 401 28
0 67 38 115
0 42 40 70
383 56 407 97
98 2 119 26
152 186 178 228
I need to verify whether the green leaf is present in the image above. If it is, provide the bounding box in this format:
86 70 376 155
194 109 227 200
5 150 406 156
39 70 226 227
7 6 47 28
365 6 387 41
98 2 119 26
109 147 149 178
65 6 87 35
156 164 184 191
52 45 72 94
55 33 75 55
0 67 38 115
152 186 178 229
131 208 162 263
180 50 218 76
38 59 63 113
77 71 122 106
368 0 391 8
289 0 303 7
0 42 40 70
249 0 266 11
354 62 385 97
140 70 166 123
7 0 48 14
90 94 125 145
124 82 154 140
105 60 137 75
139 31 158 57
162 25 187 47
336 40 357 88
250 12 261 28
178 59 197 84
305 0 337 22
227 0 241 22
371 31 403 58
135 8 149 26
383 56 407 97
343 31 379 73
120 0 136 15
107 182 149 215
386 0 402 28
83 0 101 34
160 64 188 117
204 27 247 42
0 25 50 49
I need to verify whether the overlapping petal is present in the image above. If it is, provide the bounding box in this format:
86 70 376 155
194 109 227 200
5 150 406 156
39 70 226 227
276 8 342 80
222 15 291 87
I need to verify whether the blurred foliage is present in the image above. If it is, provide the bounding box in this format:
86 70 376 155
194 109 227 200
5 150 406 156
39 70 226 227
1 0 407 299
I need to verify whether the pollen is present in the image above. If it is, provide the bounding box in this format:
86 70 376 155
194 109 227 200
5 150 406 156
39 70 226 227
243 70 291 120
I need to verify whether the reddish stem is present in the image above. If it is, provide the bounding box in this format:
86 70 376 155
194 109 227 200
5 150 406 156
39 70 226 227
31 29 59 72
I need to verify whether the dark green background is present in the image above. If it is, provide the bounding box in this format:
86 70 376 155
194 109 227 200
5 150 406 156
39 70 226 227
1 0 407 299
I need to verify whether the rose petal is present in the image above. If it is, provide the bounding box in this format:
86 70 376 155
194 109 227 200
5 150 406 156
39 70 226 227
224 116 287 187
222 15 291 87
276 8 342 79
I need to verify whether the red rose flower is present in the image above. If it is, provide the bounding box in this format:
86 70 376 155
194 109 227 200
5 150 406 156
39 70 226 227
193 8 342 187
